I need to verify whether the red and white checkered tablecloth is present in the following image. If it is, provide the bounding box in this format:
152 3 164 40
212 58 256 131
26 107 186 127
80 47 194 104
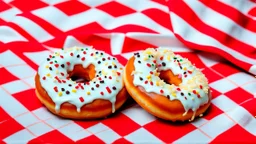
0 0 256 143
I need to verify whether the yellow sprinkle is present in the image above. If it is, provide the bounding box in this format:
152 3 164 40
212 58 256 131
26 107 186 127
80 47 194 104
167 55 170 61
105 62 108 66
56 70 59 74
46 73 51 77
112 62 115 65
45 65 49 68
156 81 160 86
183 67 187 71
146 75 151 80
143 57 148 61
120 67 123 70
72 89 77 93
58 92 62 96
163 49 168 53
192 97 195 100
87 91 91 95
171 92 176 97
116 79 120 82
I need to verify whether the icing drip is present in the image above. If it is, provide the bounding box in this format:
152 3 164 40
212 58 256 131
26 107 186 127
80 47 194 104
132 48 210 116
38 46 124 113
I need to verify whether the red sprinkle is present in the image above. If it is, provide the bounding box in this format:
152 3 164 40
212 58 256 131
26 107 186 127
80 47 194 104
146 63 151 67
106 87 111 93
117 72 121 76
70 53 73 56
66 62 70 66
53 86 58 92
150 71 153 74
50 62 53 64
150 81 153 85
108 57 111 60
75 86 79 89
79 97 84 102
109 76 112 79
188 71 192 74
98 77 102 80
62 80 66 83
185 97 187 100
60 55 64 59
42 76 46 80
49 55 52 58
160 56 163 60
86 82 90 85
81 57 85 61
90 53 93 56
96 84 99 88
177 88 181 91
100 92 104 96
145 80 148 84
197 94 201 98
160 89 164 93
193 90 197 94
200 85 203 89
54 64 59 68
80 85 84 90
184 74 187 78
60 72 64 76
83 51 86 54
55 76 61 83
158 64 162 67
153 60 156 63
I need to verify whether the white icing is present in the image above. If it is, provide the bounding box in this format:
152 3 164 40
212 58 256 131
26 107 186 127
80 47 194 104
38 46 124 113
132 48 210 116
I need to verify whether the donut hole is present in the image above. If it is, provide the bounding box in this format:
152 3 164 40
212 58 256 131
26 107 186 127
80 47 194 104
159 70 182 86
68 64 96 83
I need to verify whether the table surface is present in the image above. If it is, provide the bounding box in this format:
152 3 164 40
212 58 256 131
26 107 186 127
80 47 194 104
0 0 256 143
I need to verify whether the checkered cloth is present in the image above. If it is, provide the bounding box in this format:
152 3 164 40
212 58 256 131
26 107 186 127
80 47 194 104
0 0 255 143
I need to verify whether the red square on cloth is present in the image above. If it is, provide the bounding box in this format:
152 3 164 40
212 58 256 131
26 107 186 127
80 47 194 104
0 107 12 123
0 118 24 140
225 87 254 104
101 113 141 136
54 1 90 16
202 68 223 83
0 68 19 85
12 89 43 111
76 135 105 144
10 0 48 12
28 130 73 143
113 138 132 144
96 1 136 17
211 124 256 143
0 1 11 12
144 120 197 143
211 63 241 77
203 104 224 120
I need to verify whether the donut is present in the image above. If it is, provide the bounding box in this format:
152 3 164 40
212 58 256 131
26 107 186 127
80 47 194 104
123 48 211 121
35 46 128 119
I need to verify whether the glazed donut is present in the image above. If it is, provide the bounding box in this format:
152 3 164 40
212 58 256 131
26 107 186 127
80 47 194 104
123 48 211 121
35 46 128 119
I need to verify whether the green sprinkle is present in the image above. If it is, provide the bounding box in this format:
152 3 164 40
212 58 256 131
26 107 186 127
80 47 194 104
188 93 191 96
86 48 88 50
81 49 84 51
152 64 154 67
148 55 150 58
174 57 177 59
54 60 57 63
52 56 55 58
62 48 64 50
180 59 183 61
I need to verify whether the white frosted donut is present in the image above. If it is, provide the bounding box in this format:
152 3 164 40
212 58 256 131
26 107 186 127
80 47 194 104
35 46 128 119
123 48 211 121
